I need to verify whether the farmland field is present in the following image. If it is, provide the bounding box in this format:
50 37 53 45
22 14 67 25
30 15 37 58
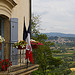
69 71 75 75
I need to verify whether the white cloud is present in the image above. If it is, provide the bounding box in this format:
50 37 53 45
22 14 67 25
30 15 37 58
32 0 75 34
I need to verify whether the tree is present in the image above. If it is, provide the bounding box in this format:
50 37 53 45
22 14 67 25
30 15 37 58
31 33 48 42
32 34 62 75
32 38 62 75
31 14 40 35
31 14 62 75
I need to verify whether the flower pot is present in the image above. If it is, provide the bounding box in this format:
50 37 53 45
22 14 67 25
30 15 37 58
18 45 26 49
0 43 1 50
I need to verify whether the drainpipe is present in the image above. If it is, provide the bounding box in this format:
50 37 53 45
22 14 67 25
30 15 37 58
30 0 32 38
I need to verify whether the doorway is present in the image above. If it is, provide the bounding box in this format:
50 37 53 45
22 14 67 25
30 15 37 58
0 17 4 60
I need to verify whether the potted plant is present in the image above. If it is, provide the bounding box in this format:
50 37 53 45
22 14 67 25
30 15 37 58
30 39 43 49
13 40 27 49
0 59 12 71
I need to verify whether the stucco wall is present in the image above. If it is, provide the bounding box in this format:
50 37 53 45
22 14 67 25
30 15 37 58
11 0 30 41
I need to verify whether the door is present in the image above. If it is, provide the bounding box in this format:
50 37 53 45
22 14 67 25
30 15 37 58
0 17 4 60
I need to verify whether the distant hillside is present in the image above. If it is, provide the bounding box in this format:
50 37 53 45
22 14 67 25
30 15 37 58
43 32 75 37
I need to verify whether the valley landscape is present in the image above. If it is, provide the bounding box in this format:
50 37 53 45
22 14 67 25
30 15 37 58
44 32 75 75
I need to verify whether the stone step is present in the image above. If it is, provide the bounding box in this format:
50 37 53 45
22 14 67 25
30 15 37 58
8 64 27 72
19 68 38 75
9 64 39 75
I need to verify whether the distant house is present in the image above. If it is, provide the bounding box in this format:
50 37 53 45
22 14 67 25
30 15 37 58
0 0 39 74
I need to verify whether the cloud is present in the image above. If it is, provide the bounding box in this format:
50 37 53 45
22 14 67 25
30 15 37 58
32 0 75 34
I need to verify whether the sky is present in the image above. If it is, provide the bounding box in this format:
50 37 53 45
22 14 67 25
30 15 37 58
32 0 75 34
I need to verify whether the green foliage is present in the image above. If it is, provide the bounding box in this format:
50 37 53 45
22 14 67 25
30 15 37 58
31 14 40 35
69 63 75 68
52 50 60 53
52 60 72 75
36 43 52 75
70 71 75 75
37 34 48 41
32 70 43 75
31 14 67 75
32 38 62 75
32 34 48 42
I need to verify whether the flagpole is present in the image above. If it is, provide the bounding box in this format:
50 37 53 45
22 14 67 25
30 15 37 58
30 0 31 37
27 0 31 68
27 59 28 68
25 0 33 68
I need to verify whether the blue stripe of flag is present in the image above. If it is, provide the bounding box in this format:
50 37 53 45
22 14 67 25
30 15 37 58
23 17 28 41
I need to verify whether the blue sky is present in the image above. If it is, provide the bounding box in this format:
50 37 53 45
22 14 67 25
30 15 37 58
32 0 75 34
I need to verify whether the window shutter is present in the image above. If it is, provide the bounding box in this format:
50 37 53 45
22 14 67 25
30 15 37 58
10 18 18 65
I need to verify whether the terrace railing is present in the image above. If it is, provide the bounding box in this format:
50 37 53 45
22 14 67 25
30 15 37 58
0 42 38 73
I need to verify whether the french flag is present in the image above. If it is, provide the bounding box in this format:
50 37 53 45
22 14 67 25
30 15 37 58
23 17 33 64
